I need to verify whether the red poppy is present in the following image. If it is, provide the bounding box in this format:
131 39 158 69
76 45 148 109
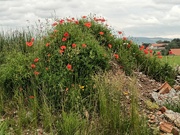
122 37 127 40
169 50 173 55
59 19 64 24
149 49 153 53
158 55 162 59
59 49 64 54
144 49 148 54
34 71 40 75
52 22 58 26
62 37 67 42
64 32 69 37
82 44 87 48
127 44 131 48
34 58 39 63
72 43 76 48
99 31 104 35
66 64 72 70
31 64 36 69
26 41 33 47
84 22 91 28
114 54 119 59
60 45 66 50
29 95 34 99
157 52 161 55
118 31 122 34
82 16 87 18
46 43 50 47
75 20 79 24
108 44 112 48
31 38 34 42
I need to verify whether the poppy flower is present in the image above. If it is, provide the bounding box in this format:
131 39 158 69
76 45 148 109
82 44 87 48
72 43 76 48
158 55 162 59
66 64 72 70
34 71 40 75
127 44 131 48
46 43 50 47
31 64 36 69
82 16 87 18
169 50 173 55
118 31 122 34
52 22 58 26
60 45 66 50
114 54 119 59
64 32 69 37
29 95 34 99
84 22 91 28
31 38 34 42
75 20 79 24
62 37 67 42
26 41 33 47
99 31 104 35
108 44 112 48
122 37 127 40
157 52 161 55
59 49 64 54
34 58 39 63
149 49 153 53
144 49 148 54
59 19 64 24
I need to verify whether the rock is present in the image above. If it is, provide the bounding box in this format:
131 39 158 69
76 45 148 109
159 122 173 133
158 82 172 94
172 127 180 135
159 106 167 113
164 110 180 128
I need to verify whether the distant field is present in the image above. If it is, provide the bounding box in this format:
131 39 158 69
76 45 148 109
162 56 180 67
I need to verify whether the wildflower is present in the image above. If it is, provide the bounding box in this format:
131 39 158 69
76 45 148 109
158 55 162 59
45 67 49 70
118 31 122 34
74 20 79 24
84 22 91 28
82 44 87 48
108 44 112 48
60 45 66 50
149 49 153 53
62 37 67 42
34 71 40 75
34 58 39 63
82 16 87 18
169 50 173 55
66 64 72 70
64 32 69 37
31 64 36 69
47 54 51 57
114 54 119 59
72 43 76 48
26 41 33 47
52 22 58 26
46 43 50 47
31 38 34 42
54 30 58 33
99 31 104 35
65 87 69 91
157 52 161 55
144 49 148 54
59 49 64 54
29 96 34 99
122 37 127 40
59 19 64 24
127 44 131 48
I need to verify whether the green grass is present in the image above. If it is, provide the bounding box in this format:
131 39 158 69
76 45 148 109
162 55 180 67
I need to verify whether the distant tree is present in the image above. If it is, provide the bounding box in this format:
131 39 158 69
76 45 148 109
142 43 150 48
165 38 180 50
156 40 170 44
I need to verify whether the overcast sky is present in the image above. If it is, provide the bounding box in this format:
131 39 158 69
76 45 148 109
1 0 180 38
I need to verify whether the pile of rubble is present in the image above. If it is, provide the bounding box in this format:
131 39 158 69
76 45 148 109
150 82 180 135
175 66 180 86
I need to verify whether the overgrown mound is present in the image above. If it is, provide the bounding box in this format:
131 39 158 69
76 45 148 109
0 15 177 109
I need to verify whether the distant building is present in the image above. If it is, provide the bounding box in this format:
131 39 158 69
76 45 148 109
149 43 168 50
170 49 180 56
